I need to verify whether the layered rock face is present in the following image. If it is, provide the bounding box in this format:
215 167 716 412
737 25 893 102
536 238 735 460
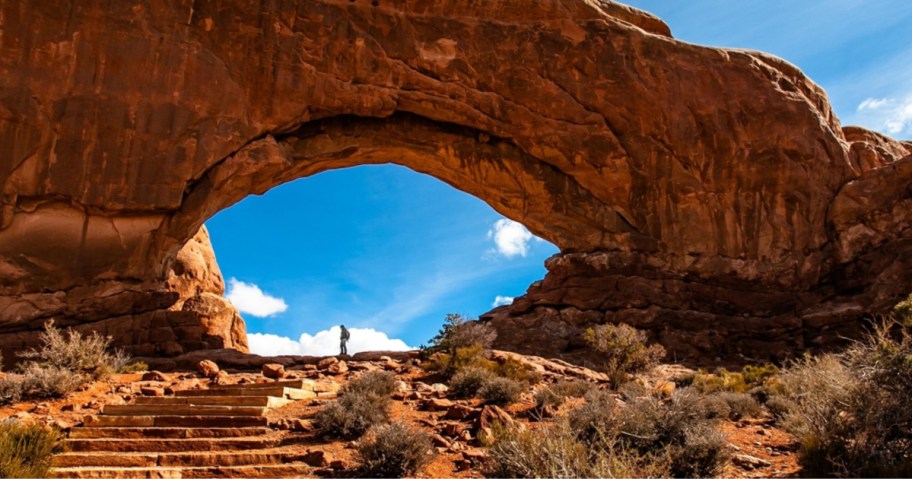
0 0 909 363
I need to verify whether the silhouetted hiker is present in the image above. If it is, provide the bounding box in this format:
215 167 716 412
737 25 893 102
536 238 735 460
340 325 350 355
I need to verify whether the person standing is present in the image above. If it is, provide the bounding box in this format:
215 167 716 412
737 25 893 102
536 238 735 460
340 325 350 355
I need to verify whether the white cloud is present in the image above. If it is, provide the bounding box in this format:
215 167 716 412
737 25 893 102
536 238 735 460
225 278 288 317
857 98 889 111
492 295 514 307
247 326 412 357
855 96 912 137
487 219 534 258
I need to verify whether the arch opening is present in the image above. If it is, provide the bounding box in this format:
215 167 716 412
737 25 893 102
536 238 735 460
205 163 557 356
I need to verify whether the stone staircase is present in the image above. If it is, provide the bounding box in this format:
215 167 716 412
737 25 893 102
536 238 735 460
52 379 319 478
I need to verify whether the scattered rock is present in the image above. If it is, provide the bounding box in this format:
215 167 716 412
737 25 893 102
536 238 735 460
444 404 478 420
421 398 455 411
477 405 514 431
165 378 200 395
317 357 339 369
139 386 164 397
212 370 231 385
430 433 451 448
302 450 328 467
732 453 772 470
197 360 220 379
262 363 286 380
327 360 348 375
141 371 167 382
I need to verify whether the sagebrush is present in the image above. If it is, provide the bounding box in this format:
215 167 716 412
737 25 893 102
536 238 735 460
356 422 434 478
0 420 63 478
315 371 396 439
777 320 912 477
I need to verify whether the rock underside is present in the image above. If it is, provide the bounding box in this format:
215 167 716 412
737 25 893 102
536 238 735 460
0 0 911 364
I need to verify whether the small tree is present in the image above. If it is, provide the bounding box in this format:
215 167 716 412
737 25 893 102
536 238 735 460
582 323 665 385
425 314 497 376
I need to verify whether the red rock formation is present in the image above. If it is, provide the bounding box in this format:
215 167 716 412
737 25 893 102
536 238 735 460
0 0 909 363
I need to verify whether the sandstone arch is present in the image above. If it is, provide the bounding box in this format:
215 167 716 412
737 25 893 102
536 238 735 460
1 0 911 364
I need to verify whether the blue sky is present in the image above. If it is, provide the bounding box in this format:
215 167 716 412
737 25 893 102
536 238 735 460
207 1 912 356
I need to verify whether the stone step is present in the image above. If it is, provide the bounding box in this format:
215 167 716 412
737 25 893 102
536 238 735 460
51 463 313 479
133 395 290 408
101 404 266 417
66 437 281 453
69 427 270 439
54 449 306 468
175 387 314 400
209 379 311 390
84 415 268 428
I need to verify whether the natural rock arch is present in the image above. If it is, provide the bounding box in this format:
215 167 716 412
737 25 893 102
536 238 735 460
1 0 911 364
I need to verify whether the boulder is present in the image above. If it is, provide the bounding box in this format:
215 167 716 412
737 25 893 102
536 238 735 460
197 360 220 379
261 363 286 380
140 371 167 382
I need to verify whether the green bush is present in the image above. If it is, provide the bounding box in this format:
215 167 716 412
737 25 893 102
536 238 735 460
497 357 543 385
449 367 497 399
534 380 595 410
117 361 149 373
479 377 524 406
0 420 63 478
778 321 912 477
356 422 434 478
315 371 397 439
742 363 780 386
582 323 665 385
424 314 497 376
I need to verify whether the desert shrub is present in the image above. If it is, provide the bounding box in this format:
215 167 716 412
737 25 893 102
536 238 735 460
742 363 780 386
356 421 434 478
345 371 397 397
582 323 665 385
0 375 25 405
534 380 595 410
691 369 748 394
0 420 63 478
497 357 543 385
764 395 795 422
0 365 84 406
479 377 523 406
315 371 396 439
568 388 729 477
778 321 912 477
425 313 496 364
698 393 732 420
892 294 912 325
669 425 729 478
716 392 761 420
19 321 124 378
486 422 596 478
449 367 497 399
117 361 149 373
422 344 499 378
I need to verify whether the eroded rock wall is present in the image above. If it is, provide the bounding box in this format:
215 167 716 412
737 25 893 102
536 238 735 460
0 226 247 366
0 0 910 363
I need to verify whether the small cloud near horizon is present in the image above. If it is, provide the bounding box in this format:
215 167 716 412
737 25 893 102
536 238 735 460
856 96 912 138
247 326 412 356
225 278 288 317
487 219 535 258
492 295 514 307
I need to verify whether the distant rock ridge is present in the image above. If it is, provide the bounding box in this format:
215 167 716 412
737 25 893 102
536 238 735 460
0 0 910 364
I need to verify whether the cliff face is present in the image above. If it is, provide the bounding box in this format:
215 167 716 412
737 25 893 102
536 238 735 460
0 0 909 363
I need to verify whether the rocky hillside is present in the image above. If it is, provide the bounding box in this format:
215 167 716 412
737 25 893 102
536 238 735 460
1 351 800 478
